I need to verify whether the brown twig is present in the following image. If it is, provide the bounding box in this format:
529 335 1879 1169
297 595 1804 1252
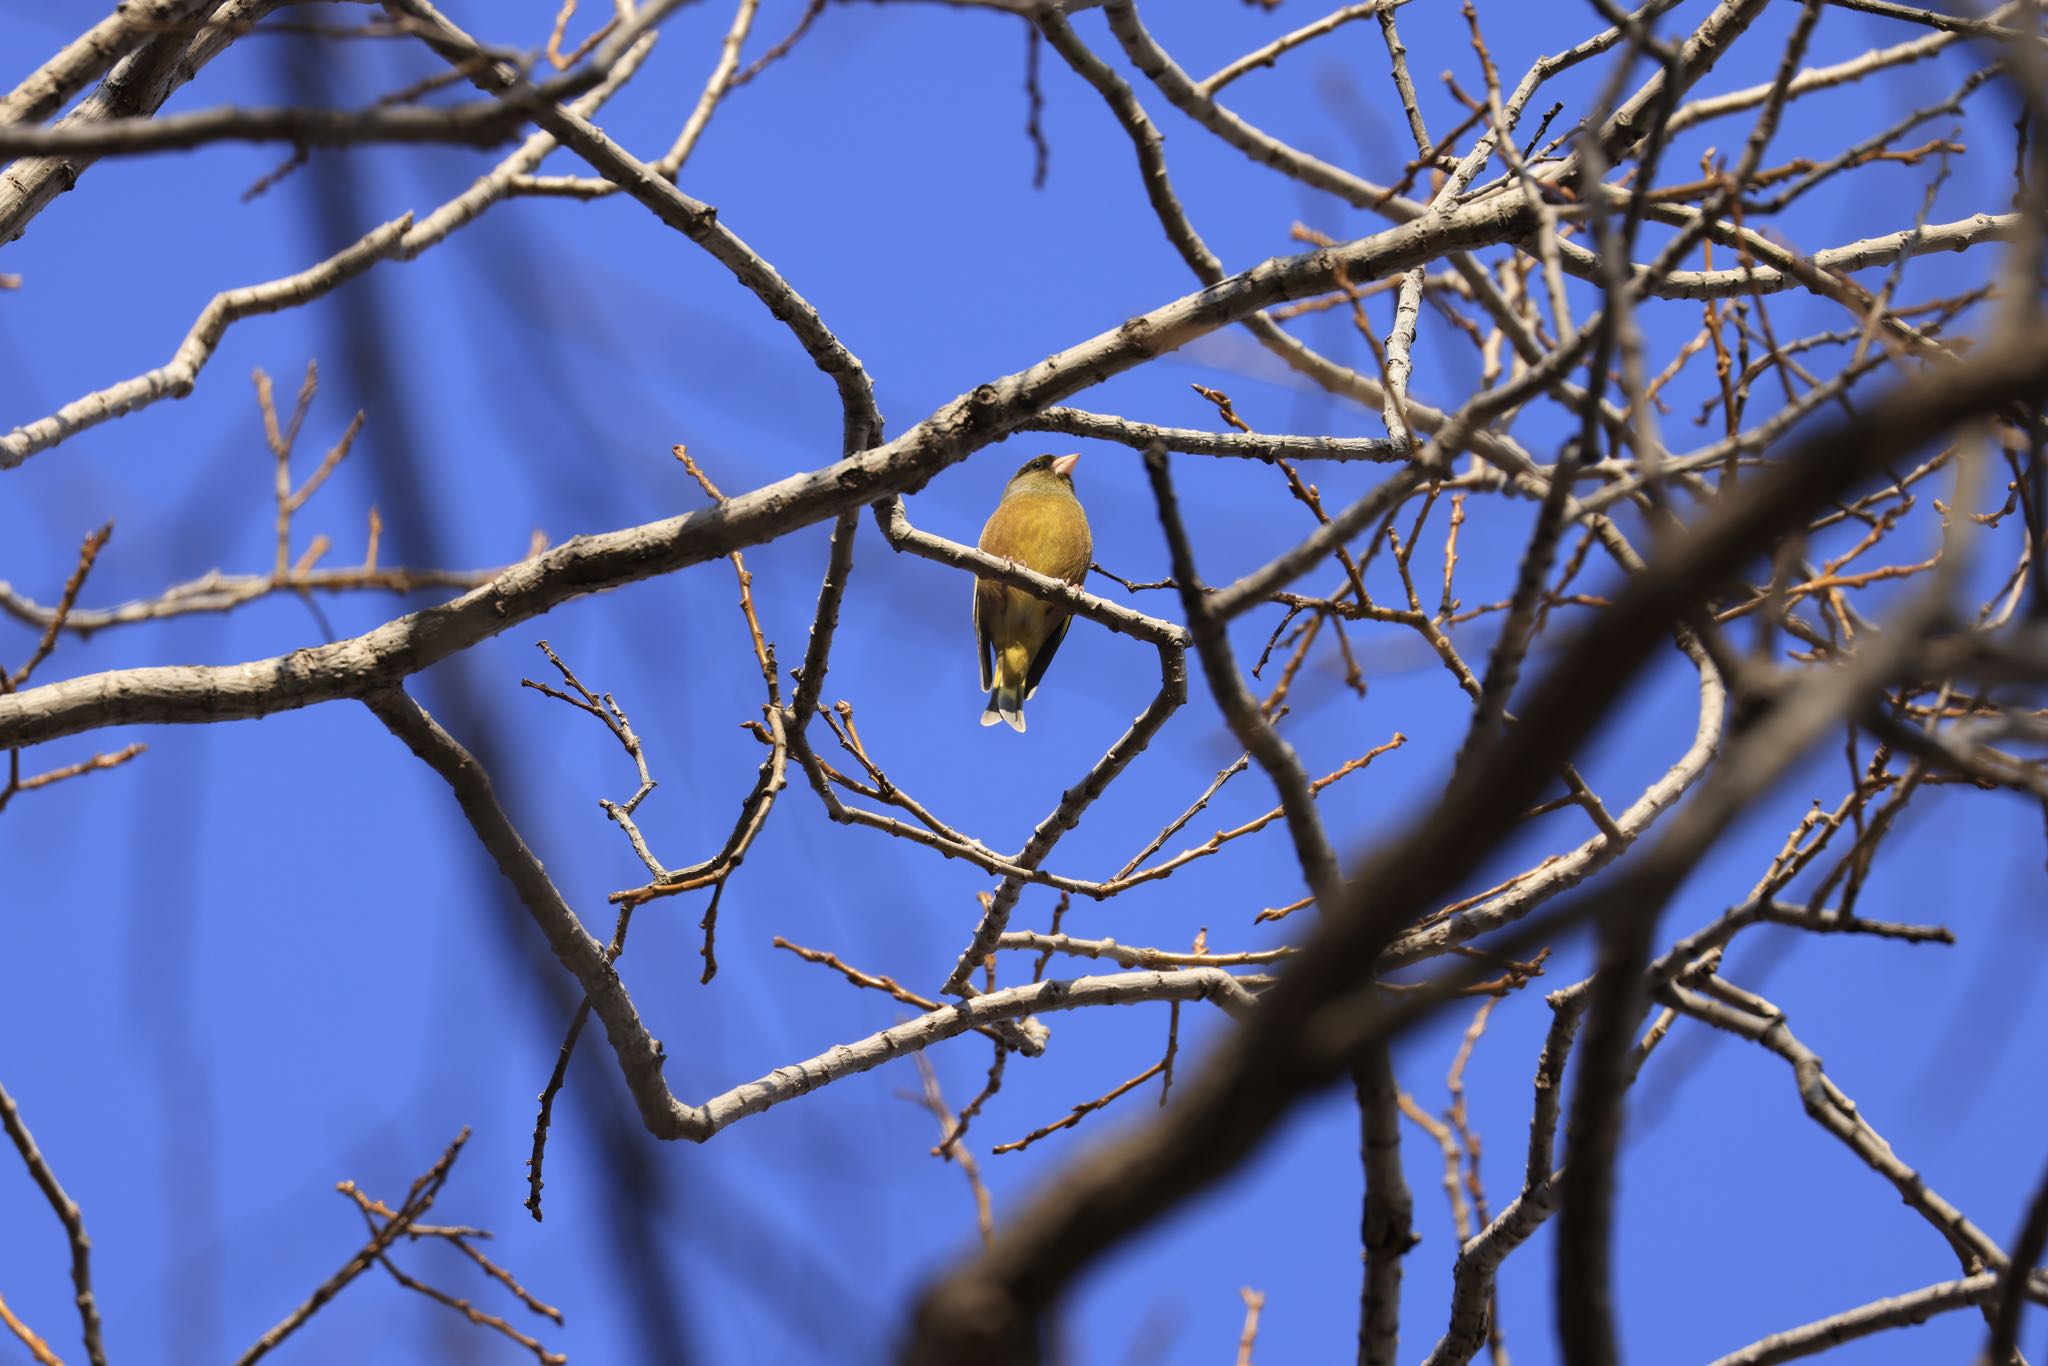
991 1061 1168 1155
1236 1287 1267 1366
0 1289 62 1366
543 0 615 72
0 1081 100 1366
237 1130 487 1364
8 525 111 691
911 1056 996 1249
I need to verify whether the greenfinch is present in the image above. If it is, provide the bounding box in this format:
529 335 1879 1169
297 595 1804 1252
975 453 1091 732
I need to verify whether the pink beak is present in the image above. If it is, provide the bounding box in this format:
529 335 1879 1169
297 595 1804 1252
1050 452 1081 478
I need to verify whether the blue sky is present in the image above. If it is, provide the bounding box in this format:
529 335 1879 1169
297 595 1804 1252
2 1 2044 1362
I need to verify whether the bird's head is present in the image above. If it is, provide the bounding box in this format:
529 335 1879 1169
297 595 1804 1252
1006 452 1082 496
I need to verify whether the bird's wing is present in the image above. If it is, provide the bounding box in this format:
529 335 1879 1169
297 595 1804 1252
1024 613 1072 700
974 577 998 693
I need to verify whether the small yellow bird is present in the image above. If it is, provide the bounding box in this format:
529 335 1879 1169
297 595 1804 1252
975 453 1092 732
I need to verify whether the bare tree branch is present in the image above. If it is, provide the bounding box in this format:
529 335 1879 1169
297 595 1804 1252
0 1080 104 1366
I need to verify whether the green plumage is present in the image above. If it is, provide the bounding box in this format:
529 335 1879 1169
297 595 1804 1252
975 454 1092 733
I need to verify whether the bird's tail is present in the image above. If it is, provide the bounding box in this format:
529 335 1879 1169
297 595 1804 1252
980 643 1031 733
980 681 1027 733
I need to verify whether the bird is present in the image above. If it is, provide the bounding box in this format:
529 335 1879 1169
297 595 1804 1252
974 452 1092 733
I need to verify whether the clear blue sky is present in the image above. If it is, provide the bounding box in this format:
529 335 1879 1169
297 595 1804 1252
2 1 2043 1362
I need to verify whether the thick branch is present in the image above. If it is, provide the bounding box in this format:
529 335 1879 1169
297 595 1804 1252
2 0 287 244
1704 1273 2048 1366
0 97 549 157
0 0 217 126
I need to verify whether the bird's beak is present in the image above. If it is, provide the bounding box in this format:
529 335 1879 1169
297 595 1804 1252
1051 452 1081 478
